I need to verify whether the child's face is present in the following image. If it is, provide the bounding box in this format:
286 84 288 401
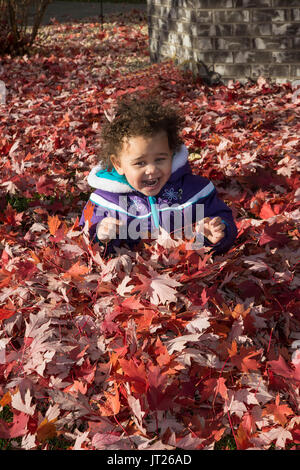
111 131 173 196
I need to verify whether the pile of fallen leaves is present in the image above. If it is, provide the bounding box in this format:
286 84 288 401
0 10 299 450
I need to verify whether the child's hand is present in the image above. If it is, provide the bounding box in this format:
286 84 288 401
96 217 123 242
196 216 226 245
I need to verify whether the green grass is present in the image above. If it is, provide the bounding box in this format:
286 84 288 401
0 405 13 423
5 191 89 213
214 434 237 450
40 436 73 450
6 194 38 213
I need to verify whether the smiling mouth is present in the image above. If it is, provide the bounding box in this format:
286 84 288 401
142 178 159 187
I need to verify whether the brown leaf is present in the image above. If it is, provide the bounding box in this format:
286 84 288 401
37 418 57 442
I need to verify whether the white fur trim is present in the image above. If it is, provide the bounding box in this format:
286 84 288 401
171 144 189 173
87 164 131 193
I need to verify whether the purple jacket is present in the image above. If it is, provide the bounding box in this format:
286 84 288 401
79 144 237 255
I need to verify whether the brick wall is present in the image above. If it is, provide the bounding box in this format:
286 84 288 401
147 0 300 85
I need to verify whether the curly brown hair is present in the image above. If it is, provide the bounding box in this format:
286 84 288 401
98 93 186 170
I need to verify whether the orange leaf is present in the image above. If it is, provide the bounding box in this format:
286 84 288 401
259 202 275 220
136 308 156 331
222 303 250 319
214 377 228 401
220 302 231 317
231 346 262 373
63 380 87 395
107 386 120 415
62 261 89 280
232 303 251 319
96 404 111 416
262 394 294 426
48 214 61 236
24 152 33 161
98 384 120 416
83 200 95 228
109 352 119 368
227 341 238 357
0 270 13 289
236 422 252 450
0 392 12 407
214 427 226 442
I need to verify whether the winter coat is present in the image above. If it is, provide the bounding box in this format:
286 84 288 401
79 144 238 255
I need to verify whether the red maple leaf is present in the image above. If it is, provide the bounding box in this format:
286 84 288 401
35 174 55 196
259 222 290 247
118 358 147 394
268 355 300 382
201 377 228 403
0 300 16 321
154 337 171 368
0 203 23 226
146 363 170 411
15 259 38 281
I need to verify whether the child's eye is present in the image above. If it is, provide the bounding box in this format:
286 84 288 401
134 158 165 166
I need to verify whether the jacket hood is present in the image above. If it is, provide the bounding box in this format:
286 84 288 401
87 144 190 194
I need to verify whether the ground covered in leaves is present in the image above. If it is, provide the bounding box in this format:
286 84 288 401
0 10 299 450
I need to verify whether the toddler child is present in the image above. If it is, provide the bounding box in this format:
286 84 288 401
79 94 237 255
